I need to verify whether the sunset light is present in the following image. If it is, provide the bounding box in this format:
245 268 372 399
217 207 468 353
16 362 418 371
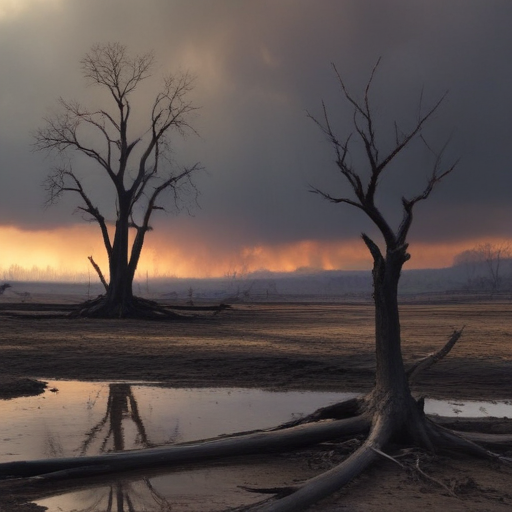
2 2 512 290
2 4 512 510
1 224 509 282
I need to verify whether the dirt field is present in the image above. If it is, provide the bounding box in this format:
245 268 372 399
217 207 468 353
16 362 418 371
1 299 511 511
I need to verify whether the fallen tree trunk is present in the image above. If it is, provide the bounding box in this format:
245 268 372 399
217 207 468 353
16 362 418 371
0 415 370 481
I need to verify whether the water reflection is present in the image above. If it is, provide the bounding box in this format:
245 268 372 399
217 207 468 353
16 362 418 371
80 383 150 454
0 383 352 463
1 383 352 512
0 383 510 512
76 384 172 511
76 479 171 512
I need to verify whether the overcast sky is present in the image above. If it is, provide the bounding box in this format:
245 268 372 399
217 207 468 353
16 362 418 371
1 0 512 278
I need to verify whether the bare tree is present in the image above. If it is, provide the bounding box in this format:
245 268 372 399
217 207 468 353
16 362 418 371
34 43 201 318
479 243 511 295
307 58 459 433
454 242 511 295
4 62 511 511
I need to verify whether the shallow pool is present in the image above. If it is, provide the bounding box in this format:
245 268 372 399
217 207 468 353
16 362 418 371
1 381 510 511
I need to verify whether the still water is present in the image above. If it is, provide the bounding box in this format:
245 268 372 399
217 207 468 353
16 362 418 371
1 381 510 511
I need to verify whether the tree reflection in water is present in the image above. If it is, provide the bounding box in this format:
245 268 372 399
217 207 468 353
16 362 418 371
76 383 172 512
80 383 150 455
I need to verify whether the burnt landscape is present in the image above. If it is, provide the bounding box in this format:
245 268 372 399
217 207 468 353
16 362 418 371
2 3 512 511
0 296 511 511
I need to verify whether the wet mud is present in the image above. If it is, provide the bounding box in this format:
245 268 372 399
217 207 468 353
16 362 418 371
1 301 511 400
1 299 511 511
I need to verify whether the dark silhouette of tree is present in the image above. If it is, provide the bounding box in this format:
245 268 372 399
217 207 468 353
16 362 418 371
35 42 201 318
305 57 458 444
4 61 511 512
454 243 511 296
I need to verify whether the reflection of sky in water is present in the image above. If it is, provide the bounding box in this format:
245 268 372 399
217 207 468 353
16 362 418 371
426 399 512 418
0 382 356 462
37 467 281 512
0 382 510 511
1 382 511 463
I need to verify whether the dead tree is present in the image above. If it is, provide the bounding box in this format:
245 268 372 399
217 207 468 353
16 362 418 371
34 42 201 318
454 243 511 295
2 62 511 511
478 242 510 296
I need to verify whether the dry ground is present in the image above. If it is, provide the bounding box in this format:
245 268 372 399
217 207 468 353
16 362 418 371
0 299 511 511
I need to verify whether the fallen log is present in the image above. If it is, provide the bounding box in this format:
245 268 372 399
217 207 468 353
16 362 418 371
0 415 370 481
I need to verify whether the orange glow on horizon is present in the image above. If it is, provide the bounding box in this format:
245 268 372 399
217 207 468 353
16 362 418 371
0 224 510 282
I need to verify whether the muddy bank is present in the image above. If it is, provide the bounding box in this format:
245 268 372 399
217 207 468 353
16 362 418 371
1 302 512 400
0 377 47 399
1 300 511 511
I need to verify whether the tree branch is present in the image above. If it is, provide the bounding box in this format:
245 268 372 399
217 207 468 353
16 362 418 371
87 256 108 292
128 163 201 277
43 167 113 258
397 149 458 245
81 42 154 102
309 186 365 210
361 233 384 265
34 100 117 183
310 61 455 258
406 327 464 383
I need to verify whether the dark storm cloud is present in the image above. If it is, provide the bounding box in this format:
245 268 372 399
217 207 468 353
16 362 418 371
1 0 511 250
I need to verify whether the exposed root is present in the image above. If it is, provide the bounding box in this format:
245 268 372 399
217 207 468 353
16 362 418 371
70 295 186 319
70 294 230 319
236 402 511 511
238 413 391 512
370 446 404 467
455 431 512 451
276 397 364 428
431 416 512 434
427 420 506 460
371 447 458 498
412 455 459 498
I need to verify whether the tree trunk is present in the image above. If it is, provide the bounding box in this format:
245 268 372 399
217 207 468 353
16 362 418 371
106 263 134 315
373 252 410 398
367 248 427 444
127 226 146 288
104 200 134 316
74 206 181 318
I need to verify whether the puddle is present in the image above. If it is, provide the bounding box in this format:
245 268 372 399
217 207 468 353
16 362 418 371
427 398 512 418
0 382 357 462
0 381 510 511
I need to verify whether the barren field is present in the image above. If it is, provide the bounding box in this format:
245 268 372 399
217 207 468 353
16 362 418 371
1 299 511 511
1 300 512 399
